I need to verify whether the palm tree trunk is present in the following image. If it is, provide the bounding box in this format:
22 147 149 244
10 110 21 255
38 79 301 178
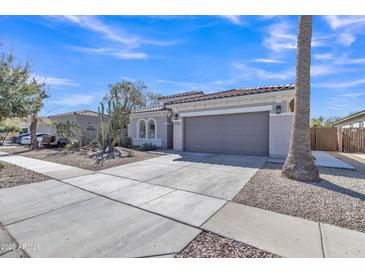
30 116 38 149
282 15 319 182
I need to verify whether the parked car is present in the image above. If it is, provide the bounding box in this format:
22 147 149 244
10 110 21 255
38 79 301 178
15 133 30 144
9 136 17 143
20 133 48 145
42 135 68 147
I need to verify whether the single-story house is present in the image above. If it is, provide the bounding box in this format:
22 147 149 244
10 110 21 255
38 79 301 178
332 109 365 129
128 84 295 157
19 110 102 143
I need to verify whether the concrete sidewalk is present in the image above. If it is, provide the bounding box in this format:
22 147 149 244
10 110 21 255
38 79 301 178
312 151 354 170
267 151 355 170
1 151 364 258
0 151 94 179
203 202 365 258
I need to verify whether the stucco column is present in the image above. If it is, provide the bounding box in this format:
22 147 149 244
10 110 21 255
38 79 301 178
173 118 184 151
269 113 293 157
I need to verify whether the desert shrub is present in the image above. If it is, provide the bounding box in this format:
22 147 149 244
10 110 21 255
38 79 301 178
139 143 157 151
63 143 75 153
55 121 84 149
120 137 133 148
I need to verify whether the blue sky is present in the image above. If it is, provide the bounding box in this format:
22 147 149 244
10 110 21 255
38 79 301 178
0 15 365 118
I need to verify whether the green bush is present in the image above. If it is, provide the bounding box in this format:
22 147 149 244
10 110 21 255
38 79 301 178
120 137 133 148
139 143 157 151
0 162 5 171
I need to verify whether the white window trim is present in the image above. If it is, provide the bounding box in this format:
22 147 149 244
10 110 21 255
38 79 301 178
136 118 147 139
146 118 158 140
179 105 273 118
136 118 158 140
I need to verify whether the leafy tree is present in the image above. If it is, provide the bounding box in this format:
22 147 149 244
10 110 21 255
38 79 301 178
311 116 326 128
96 80 157 163
0 53 33 122
0 123 20 145
27 78 49 149
311 116 342 128
282 16 319 182
326 116 342 126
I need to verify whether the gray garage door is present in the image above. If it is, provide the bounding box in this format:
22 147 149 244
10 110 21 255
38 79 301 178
184 111 269 155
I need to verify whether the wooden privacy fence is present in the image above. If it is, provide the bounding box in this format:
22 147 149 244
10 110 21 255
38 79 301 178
310 127 365 153
310 127 338 151
342 128 365 153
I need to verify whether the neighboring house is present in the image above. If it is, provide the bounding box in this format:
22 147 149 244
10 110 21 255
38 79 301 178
128 84 295 157
332 109 365 129
19 110 102 143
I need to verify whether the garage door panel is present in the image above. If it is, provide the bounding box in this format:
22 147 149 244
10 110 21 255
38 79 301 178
184 112 269 155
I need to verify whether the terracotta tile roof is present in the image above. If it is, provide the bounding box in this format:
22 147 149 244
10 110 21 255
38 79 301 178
132 105 167 113
165 84 295 105
158 90 205 99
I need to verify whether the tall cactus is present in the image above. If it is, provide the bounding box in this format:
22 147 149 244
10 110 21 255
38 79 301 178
97 91 123 154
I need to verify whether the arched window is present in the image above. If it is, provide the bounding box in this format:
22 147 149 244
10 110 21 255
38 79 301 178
138 120 146 139
147 119 156 139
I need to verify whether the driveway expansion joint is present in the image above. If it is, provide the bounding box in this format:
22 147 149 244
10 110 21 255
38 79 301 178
318 222 326 258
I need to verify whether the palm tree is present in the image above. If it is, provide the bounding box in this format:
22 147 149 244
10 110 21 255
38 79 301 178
282 15 319 182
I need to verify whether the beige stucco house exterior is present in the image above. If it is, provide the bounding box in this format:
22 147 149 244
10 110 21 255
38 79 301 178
19 110 101 143
128 84 295 157
332 109 365 129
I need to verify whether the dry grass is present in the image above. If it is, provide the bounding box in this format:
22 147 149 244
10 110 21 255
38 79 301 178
234 153 365 233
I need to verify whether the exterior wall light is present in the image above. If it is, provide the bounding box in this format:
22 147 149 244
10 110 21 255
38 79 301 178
173 113 179 120
275 105 282 114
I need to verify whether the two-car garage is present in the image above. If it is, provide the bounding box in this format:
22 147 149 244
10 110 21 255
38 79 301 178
183 111 270 156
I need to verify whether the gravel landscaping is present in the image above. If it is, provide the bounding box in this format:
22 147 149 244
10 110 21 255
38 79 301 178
1 146 161 171
0 160 49 189
177 232 279 258
234 152 365 233
0 224 28 258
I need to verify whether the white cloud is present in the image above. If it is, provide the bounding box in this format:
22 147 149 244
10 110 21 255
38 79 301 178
71 46 147 59
33 75 79 87
62 16 139 47
211 80 235 85
48 16 181 49
335 55 365 65
263 19 329 53
232 63 295 80
327 100 350 111
313 53 334 60
221 16 243 25
315 78 365 88
121 76 136 81
337 33 356 46
339 91 365 97
310 64 337 77
263 21 297 52
322 16 365 47
249 58 284 63
156 79 199 88
48 95 95 106
324 16 365 30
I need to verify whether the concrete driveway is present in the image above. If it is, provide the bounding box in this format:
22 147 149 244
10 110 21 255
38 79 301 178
0 151 266 257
